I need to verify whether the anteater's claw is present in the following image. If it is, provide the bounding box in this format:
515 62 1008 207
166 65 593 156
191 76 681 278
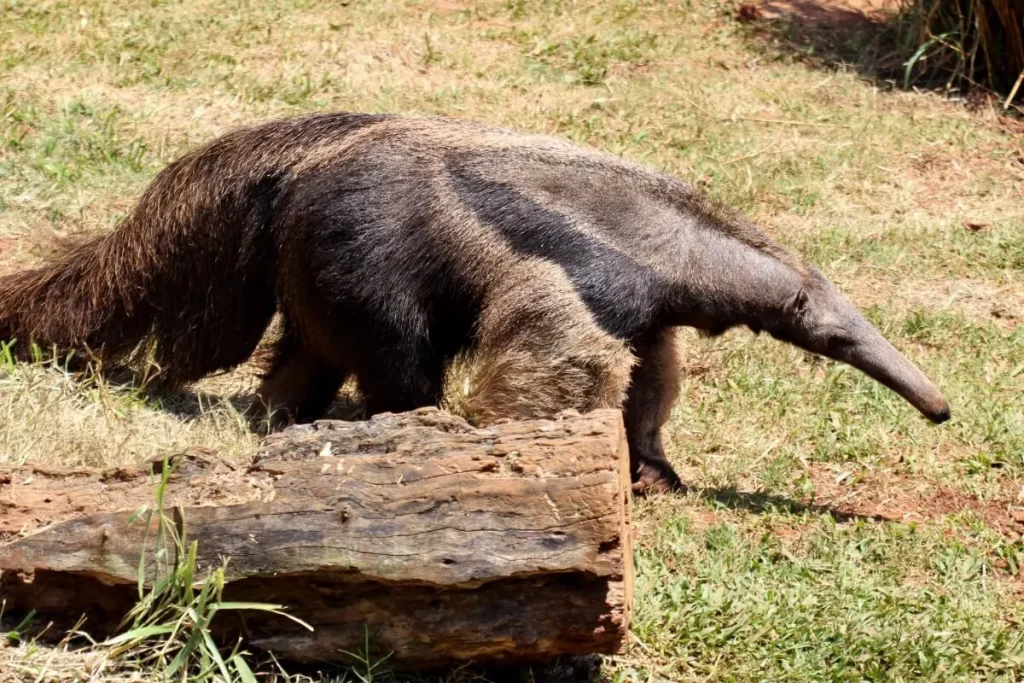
631 460 684 496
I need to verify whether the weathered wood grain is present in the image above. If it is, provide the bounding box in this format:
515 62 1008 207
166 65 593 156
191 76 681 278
0 408 633 670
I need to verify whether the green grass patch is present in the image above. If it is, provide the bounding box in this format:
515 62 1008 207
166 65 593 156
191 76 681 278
628 505 1024 682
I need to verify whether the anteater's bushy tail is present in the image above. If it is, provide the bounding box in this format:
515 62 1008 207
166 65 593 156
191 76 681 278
0 119 321 385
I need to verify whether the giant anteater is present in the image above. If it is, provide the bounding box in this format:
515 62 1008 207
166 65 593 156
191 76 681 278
0 113 950 491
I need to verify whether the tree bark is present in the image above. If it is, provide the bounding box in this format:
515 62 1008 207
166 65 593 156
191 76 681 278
0 408 633 670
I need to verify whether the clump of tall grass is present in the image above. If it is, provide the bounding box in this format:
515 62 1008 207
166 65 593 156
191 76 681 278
101 456 312 682
897 0 1024 107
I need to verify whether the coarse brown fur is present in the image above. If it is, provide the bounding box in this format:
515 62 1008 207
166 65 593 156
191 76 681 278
0 112 950 491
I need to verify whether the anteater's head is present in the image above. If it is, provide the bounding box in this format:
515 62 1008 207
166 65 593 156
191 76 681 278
764 270 950 424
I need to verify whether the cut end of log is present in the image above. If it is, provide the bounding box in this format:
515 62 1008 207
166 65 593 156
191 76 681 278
0 408 634 671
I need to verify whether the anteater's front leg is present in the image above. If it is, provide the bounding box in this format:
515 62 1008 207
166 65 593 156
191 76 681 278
624 328 684 494
464 260 635 424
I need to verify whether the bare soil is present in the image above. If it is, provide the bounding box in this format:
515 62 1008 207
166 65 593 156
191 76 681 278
742 0 897 26
805 463 1024 537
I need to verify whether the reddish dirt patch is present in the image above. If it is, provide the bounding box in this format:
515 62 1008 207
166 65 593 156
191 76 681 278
689 508 724 530
750 0 897 25
805 462 1024 537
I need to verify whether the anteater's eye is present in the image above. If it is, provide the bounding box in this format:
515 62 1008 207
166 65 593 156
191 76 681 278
825 335 854 354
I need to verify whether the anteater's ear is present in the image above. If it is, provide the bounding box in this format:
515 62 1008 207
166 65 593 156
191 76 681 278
787 286 810 316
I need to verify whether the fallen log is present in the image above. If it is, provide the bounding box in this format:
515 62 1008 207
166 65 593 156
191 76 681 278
0 408 633 670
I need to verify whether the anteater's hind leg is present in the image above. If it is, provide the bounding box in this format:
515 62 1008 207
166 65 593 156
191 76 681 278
254 325 346 431
624 328 684 494
464 261 635 424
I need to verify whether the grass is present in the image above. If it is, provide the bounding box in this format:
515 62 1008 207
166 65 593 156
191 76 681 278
623 505 1024 681
0 0 1022 680
90 458 312 683
741 0 1024 112
0 352 258 469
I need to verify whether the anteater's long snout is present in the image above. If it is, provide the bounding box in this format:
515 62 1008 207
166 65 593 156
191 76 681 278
838 320 950 423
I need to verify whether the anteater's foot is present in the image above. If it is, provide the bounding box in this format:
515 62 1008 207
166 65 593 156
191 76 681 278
631 459 684 496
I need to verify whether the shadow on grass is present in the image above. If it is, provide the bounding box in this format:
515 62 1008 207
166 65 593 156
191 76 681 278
280 655 604 683
737 0 973 98
690 484 889 523
150 383 366 425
